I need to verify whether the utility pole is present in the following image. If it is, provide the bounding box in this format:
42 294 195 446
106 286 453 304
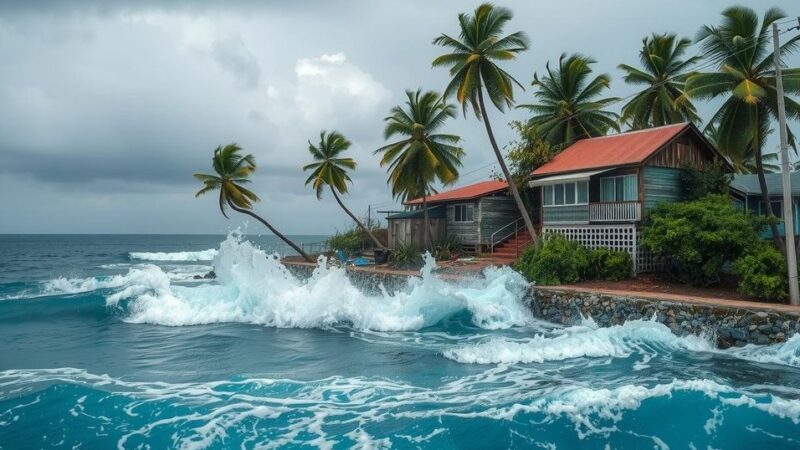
367 205 371 229
773 22 799 306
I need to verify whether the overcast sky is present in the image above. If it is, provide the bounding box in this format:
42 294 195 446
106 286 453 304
0 0 798 234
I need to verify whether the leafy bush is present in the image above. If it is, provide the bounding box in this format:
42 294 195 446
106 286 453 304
327 225 389 255
587 247 633 281
733 243 788 301
515 235 589 285
641 195 767 286
433 235 462 261
390 241 423 269
681 160 732 201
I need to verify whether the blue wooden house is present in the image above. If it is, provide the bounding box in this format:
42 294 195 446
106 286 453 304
730 172 800 238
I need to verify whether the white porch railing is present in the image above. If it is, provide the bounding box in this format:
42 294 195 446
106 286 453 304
589 202 642 222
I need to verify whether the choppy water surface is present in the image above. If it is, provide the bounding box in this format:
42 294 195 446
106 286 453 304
1 233 799 449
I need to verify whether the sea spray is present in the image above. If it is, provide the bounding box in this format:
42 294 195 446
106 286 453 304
113 233 533 331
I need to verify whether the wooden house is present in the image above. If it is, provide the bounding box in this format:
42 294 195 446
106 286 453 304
529 122 729 272
387 180 521 253
731 172 800 238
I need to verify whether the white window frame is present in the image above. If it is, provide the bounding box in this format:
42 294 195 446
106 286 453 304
600 174 638 202
543 181 589 207
453 203 475 223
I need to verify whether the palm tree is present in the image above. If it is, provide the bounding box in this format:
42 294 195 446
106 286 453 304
705 122 779 174
519 53 620 149
194 144 313 262
684 6 800 249
304 130 387 251
375 89 464 249
431 3 538 245
618 33 702 129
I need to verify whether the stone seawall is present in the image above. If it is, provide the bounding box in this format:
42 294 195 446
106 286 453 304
532 288 800 348
282 262 800 348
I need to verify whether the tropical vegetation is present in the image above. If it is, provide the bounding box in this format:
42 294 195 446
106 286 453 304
520 53 620 149
304 130 387 250
194 144 313 262
375 89 463 249
618 33 701 129
684 6 800 248
432 3 539 245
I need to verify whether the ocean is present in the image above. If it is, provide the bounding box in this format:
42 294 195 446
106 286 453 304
0 233 799 449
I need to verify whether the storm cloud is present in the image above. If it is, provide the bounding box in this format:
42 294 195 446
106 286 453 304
0 0 797 233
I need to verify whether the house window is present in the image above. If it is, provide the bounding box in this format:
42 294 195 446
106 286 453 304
453 204 474 222
543 181 588 206
600 175 637 202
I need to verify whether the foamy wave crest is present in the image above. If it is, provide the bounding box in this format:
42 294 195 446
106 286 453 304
43 265 172 298
725 333 800 367
444 319 713 364
111 232 533 331
129 249 218 261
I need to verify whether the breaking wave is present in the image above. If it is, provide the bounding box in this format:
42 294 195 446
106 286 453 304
444 319 713 364
109 232 533 331
129 249 218 262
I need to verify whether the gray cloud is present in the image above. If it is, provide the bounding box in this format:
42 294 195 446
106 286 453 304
0 0 797 234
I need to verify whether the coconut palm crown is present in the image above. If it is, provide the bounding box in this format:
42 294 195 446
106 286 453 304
520 53 620 149
303 131 356 199
619 33 702 129
194 144 259 219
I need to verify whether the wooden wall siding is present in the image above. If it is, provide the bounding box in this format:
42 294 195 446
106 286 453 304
646 134 714 170
642 166 683 210
388 218 445 249
478 196 521 244
542 205 590 223
446 201 480 245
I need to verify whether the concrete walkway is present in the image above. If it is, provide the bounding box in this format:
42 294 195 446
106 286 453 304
548 285 800 314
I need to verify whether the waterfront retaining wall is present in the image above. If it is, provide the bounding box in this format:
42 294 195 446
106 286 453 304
282 262 800 348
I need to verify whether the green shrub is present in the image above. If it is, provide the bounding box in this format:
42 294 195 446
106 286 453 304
587 247 633 281
390 241 423 269
681 159 732 201
641 195 767 286
733 243 788 301
434 235 462 261
514 234 589 285
327 225 389 255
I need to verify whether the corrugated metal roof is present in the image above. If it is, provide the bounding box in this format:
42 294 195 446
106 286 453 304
731 172 800 196
386 205 447 220
532 123 690 177
405 180 508 205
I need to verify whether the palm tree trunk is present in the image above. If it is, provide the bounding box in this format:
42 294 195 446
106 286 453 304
753 109 785 252
228 203 314 263
419 180 433 250
329 187 387 251
477 87 539 246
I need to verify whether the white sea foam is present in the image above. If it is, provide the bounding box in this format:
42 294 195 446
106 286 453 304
129 249 218 262
110 232 533 331
444 319 713 364
724 333 800 367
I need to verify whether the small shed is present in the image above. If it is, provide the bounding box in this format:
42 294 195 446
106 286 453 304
387 206 446 249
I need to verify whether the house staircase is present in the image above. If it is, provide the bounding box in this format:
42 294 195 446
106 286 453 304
489 218 535 263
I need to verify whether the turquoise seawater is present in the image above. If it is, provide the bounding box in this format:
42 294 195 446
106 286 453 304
1 233 800 449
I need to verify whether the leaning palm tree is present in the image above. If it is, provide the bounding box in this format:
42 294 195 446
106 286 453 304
520 53 620 149
375 89 464 249
684 6 800 249
618 33 702 129
432 3 538 245
304 130 387 251
194 144 313 262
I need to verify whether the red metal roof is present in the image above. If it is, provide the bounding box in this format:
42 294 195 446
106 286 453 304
405 180 508 205
532 123 691 177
